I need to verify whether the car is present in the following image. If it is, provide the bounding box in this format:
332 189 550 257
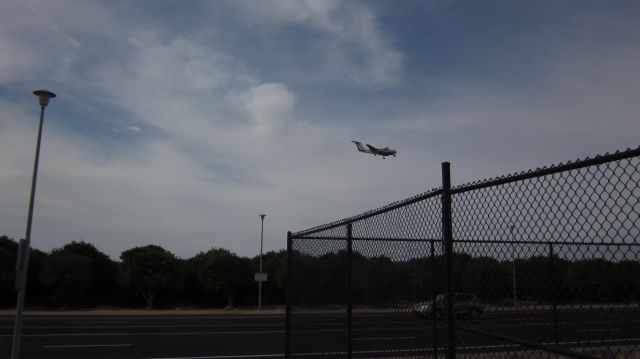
413 293 484 318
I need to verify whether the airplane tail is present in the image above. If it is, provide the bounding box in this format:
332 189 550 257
352 141 371 153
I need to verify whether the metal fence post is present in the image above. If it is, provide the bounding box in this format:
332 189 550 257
346 223 353 359
430 240 438 358
548 242 559 346
285 231 292 359
441 162 455 359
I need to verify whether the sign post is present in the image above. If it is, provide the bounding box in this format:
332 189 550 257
258 214 266 309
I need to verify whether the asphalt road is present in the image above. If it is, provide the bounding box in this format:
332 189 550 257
1 308 639 358
290 307 640 357
0 313 285 359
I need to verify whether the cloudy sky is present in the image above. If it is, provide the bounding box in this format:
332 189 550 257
1 0 639 260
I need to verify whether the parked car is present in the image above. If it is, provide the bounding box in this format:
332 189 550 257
413 293 484 318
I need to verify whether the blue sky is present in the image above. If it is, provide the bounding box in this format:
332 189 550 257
1 0 639 259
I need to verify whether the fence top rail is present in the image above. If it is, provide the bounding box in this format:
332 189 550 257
291 187 443 238
289 235 442 242
291 145 640 238
451 146 640 194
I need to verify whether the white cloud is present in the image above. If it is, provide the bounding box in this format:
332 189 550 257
228 0 403 86
238 83 297 131
0 0 124 85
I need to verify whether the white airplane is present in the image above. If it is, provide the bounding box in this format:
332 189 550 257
352 141 397 159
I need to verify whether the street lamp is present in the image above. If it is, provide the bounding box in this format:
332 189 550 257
11 89 56 359
258 214 266 310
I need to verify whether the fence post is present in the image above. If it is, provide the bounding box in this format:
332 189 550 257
346 223 353 359
285 231 292 359
431 240 438 358
548 242 559 346
441 162 456 359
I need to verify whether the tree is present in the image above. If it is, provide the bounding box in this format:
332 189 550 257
120 245 180 309
404 256 441 300
0 236 18 307
617 260 640 302
461 257 510 301
0 240 15 307
193 248 251 308
180 257 208 306
516 255 569 302
315 250 350 305
43 241 118 306
287 250 322 306
39 252 92 307
0 235 48 307
352 254 397 305
566 259 620 302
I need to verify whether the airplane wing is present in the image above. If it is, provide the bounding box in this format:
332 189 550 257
366 144 378 152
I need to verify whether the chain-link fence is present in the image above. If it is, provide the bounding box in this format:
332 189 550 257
286 147 640 359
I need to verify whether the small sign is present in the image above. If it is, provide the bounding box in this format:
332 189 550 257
254 272 268 282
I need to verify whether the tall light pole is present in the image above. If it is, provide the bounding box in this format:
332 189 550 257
258 214 266 310
510 225 517 307
11 89 56 359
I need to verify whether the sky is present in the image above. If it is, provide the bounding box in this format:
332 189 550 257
1 0 639 260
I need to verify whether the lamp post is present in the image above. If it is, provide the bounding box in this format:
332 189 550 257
11 89 56 359
258 214 266 310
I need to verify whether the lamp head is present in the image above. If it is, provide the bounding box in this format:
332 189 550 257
260 214 266 220
33 89 57 107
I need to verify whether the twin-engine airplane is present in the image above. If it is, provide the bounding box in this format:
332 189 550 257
352 141 397 159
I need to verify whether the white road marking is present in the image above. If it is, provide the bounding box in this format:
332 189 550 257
69 320 129 325
44 343 131 348
143 354 282 359
22 316 279 320
355 336 416 341
29 323 279 330
549 337 637 345
38 330 284 337
576 328 621 333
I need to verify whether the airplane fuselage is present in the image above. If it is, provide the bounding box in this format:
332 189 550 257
372 148 396 157
352 141 397 158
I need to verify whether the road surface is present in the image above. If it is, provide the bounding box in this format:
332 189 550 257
1 307 639 358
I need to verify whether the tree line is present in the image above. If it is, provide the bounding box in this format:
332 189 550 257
1 235 639 309
289 249 640 307
0 235 285 309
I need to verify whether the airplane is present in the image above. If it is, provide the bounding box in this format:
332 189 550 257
352 141 397 159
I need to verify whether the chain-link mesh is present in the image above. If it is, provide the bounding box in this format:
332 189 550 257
288 238 349 357
451 151 640 358
287 147 640 359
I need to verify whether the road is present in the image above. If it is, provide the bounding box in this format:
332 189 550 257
1 308 639 358
290 307 640 357
0 313 285 359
